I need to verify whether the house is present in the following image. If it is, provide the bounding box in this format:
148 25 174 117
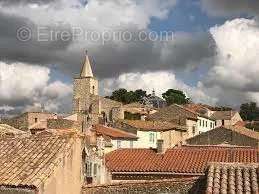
185 125 259 148
1 111 58 131
210 110 243 127
147 104 199 138
92 124 138 153
0 133 83 194
116 119 187 150
104 145 258 183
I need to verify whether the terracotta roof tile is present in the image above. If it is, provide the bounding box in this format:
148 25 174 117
210 111 238 120
105 146 259 174
206 163 259 194
93 125 138 139
0 134 75 188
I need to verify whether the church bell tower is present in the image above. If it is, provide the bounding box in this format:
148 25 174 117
72 51 99 113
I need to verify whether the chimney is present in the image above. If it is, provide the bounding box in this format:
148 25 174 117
157 139 164 153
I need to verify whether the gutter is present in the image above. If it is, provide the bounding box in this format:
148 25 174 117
111 171 204 176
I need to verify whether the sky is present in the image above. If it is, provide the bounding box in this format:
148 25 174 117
0 0 259 116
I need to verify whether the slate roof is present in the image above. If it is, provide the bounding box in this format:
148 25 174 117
206 163 259 194
0 134 76 188
210 111 238 120
105 146 259 174
147 104 198 125
120 120 187 131
93 124 138 139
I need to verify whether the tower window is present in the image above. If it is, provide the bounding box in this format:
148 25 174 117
34 118 38 123
92 86 95 94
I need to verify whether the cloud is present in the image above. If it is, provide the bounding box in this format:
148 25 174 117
100 71 216 105
0 0 217 79
0 62 72 116
202 18 259 106
200 0 259 17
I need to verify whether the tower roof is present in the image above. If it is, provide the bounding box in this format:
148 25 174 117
80 51 93 78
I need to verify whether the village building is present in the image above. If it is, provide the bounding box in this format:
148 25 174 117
185 125 259 148
141 89 167 108
0 133 83 194
210 110 243 127
1 112 58 131
0 123 29 137
146 104 199 138
93 145 259 193
115 119 187 150
91 124 138 153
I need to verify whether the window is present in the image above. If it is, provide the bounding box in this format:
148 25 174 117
34 118 38 123
222 120 225 126
117 140 121 148
210 122 212 129
130 141 133 148
92 86 95 94
86 162 92 177
199 120 202 126
203 120 205 127
93 163 98 176
206 121 208 127
192 126 196 135
149 133 155 143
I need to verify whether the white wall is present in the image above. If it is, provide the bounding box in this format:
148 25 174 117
111 139 136 149
197 116 216 133
134 131 161 149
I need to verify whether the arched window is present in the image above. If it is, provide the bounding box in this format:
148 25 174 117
92 86 95 94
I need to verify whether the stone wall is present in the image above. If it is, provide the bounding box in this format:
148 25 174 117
47 119 82 131
82 178 206 194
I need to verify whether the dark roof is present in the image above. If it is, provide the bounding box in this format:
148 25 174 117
210 111 238 120
119 120 187 131
206 163 259 194
93 124 138 139
147 104 198 125
105 146 258 174
0 134 76 188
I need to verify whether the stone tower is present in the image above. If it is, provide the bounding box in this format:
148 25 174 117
73 51 99 114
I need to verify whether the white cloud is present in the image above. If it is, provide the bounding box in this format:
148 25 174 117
203 18 259 106
100 71 216 105
0 62 72 114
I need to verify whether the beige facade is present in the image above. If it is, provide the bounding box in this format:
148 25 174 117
41 137 83 194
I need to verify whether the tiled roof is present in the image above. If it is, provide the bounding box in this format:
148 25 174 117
147 104 198 125
224 125 259 140
105 146 259 174
93 124 138 139
0 134 75 188
210 111 238 120
0 124 28 136
120 120 187 131
183 103 210 114
206 163 259 194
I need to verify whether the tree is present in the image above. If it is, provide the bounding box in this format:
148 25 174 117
162 89 190 105
239 102 259 121
107 88 147 104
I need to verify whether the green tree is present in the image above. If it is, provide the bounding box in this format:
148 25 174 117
162 89 190 105
107 88 147 104
240 102 259 121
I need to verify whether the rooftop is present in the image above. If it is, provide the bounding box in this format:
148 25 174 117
93 124 138 139
0 134 77 188
206 163 259 194
105 146 258 174
120 120 187 131
210 110 238 120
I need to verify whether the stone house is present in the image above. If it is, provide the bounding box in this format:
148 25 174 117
1 112 58 131
116 120 187 150
147 104 199 138
185 125 259 148
0 133 83 194
210 110 243 127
